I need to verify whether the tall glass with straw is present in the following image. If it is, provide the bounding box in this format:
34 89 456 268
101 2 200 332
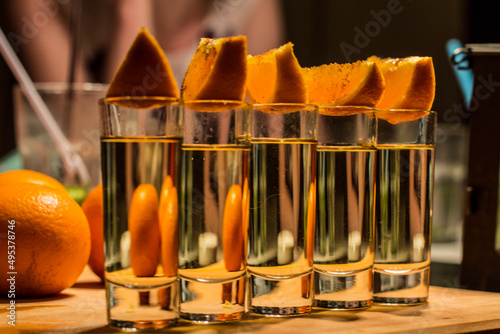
0 27 90 186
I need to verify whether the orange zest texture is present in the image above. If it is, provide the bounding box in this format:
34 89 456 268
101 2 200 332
181 36 247 102
246 42 307 104
128 184 161 277
368 56 435 123
302 61 385 107
368 56 435 110
106 27 179 99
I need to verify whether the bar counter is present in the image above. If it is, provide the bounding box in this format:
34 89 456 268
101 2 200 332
2 266 500 333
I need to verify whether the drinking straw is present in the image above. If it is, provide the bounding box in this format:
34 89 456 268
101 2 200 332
0 26 91 185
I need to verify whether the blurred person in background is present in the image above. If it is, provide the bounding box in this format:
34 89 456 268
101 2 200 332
4 0 284 86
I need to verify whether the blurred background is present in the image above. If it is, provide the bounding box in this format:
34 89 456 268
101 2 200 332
0 0 499 289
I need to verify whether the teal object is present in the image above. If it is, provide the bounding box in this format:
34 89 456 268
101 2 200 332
0 149 23 173
447 38 474 107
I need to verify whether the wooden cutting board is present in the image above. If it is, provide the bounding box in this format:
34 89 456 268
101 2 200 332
1 266 500 333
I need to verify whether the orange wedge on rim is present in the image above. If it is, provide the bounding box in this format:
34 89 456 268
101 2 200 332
181 36 247 111
368 56 436 123
106 28 179 107
301 61 385 111
246 42 307 111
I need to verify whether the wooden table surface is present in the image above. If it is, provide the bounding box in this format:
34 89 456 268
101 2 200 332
2 267 500 334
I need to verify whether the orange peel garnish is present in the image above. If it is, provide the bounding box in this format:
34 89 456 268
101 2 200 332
106 28 179 103
302 61 385 107
181 36 247 104
247 42 307 104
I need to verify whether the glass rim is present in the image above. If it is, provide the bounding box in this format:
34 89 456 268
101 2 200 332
100 96 180 109
375 108 436 113
253 102 317 108
317 104 376 110
102 95 179 103
180 98 252 111
375 109 436 125
252 102 317 114
14 82 109 94
317 105 376 116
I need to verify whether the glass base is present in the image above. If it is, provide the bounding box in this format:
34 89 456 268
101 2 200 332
373 266 430 305
180 275 245 323
106 280 179 331
109 318 177 331
313 267 372 310
248 271 312 317
314 299 371 310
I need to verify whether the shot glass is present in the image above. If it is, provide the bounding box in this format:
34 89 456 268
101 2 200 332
373 109 437 305
313 106 376 310
247 103 317 316
178 100 251 323
100 97 182 330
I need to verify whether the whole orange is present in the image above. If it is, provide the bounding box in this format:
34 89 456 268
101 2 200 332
0 183 91 297
81 184 105 281
0 169 67 192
